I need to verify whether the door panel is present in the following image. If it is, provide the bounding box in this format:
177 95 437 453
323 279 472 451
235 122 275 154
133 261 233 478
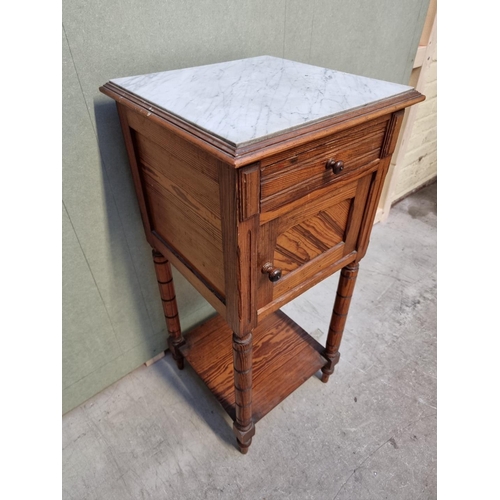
257 171 374 313
274 198 351 277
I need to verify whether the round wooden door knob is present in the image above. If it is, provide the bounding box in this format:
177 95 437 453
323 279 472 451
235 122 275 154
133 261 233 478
326 159 344 174
261 262 282 282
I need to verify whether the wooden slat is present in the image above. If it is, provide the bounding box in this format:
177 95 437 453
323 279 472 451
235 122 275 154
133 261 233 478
219 163 259 336
419 0 436 46
126 107 220 181
179 310 327 422
413 46 426 68
356 157 392 261
145 172 225 296
134 131 221 217
380 110 405 158
343 173 373 254
376 7 434 222
143 169 222 245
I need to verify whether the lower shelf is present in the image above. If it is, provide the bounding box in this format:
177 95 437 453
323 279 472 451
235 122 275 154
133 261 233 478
179 310 327 422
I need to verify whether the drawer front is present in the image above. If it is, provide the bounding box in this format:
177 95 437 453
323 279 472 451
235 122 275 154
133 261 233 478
260 115 390 213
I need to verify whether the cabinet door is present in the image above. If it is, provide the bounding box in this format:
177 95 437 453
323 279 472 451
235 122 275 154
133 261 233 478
257 165 382 318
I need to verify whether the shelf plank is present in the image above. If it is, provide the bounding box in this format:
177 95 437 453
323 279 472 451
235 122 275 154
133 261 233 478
179 310 327 422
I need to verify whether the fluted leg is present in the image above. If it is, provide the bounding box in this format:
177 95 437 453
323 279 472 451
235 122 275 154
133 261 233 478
152 249 184 370
321 263 359 383
232 332 255 454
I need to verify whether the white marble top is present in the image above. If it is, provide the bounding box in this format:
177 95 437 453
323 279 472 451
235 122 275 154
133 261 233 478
112 56 412 148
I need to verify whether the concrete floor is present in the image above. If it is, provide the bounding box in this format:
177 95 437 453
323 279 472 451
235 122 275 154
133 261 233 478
63 183 437 500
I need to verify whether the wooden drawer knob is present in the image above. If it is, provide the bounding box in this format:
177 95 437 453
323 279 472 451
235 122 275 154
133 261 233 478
261 262 282 282
326 159 344 174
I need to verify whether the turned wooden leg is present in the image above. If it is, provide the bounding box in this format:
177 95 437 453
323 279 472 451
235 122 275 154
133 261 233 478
321 262 359 383
152 249 185 370
232 332 255 454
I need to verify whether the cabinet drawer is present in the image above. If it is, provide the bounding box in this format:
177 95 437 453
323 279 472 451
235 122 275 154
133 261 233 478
260 115 390 213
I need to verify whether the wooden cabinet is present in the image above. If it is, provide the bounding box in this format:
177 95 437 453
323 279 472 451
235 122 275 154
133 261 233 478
101 56 424 453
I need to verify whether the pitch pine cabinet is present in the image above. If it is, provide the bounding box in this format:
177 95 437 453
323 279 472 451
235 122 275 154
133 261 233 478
101 56 424 453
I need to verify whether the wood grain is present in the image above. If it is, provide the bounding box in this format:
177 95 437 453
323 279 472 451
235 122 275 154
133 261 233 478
259 165 373 226
274 199 351 276
144 171 225 296
380 109 405 158
239 165 260 221
256 218 279 310
343 173 373 254
232 332 254 453
134 131 220 217
143 168 221 244
355 156 392 262
219 162 259 336
276 186 356 235
152 249 184 370
126 107 219 180
179 310 327 422
260 116 389 212
257 171 372 309
321 263 359 383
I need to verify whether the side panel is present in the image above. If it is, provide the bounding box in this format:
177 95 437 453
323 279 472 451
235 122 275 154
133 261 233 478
116 104 226 304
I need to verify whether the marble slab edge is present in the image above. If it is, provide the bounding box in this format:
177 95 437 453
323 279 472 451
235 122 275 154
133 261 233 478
100 82 424 168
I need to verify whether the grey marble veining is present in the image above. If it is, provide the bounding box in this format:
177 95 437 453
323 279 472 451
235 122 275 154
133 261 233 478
111 56 412 148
